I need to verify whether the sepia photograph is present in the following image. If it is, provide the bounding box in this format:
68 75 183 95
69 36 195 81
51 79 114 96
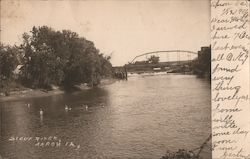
0 0 211 159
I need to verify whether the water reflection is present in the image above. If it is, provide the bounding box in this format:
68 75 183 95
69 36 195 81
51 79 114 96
0 75 211 159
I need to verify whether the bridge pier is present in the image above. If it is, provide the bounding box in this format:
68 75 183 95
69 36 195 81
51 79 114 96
112 66 128 80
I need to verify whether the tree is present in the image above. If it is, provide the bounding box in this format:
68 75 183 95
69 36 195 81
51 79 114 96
148 55 160 64
20 26 113 89
0 44 19 95
20 26 64 88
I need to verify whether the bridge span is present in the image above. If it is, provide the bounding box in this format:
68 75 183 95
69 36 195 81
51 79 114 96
112 47 210 79
130 50 198 64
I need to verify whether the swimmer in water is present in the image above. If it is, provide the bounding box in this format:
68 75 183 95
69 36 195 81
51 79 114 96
65 105 69 111
39 108 43 115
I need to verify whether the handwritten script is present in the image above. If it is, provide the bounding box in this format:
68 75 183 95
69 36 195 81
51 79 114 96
211 0 250 158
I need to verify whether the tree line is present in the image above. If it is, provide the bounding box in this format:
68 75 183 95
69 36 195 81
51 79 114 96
0 26 113 95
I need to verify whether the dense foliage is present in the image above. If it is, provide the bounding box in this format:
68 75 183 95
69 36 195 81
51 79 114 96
0 26 112 94
0 44 19 95
161 134 211 159
148 55 160 64
19 26 112 89
161 149 198 159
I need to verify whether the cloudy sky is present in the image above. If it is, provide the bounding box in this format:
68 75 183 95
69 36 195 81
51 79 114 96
1 0 210 66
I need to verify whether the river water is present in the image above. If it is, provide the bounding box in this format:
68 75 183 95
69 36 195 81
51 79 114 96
0 75 211 159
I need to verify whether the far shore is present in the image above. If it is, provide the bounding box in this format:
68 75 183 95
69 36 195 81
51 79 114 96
0 78 117 102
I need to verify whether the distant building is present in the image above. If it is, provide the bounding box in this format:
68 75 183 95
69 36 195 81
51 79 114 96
201 47 210 51
198 46 210 60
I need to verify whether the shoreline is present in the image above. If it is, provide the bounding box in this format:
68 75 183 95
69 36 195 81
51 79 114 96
0 89 65 102
0 78 117 102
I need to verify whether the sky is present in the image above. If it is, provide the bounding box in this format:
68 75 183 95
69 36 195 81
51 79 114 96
1 0 210 66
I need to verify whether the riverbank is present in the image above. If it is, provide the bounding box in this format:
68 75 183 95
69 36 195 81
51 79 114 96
0 78 117 102
0 88 64 102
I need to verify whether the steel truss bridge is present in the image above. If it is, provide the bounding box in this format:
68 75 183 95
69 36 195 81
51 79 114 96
130 50 198 64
